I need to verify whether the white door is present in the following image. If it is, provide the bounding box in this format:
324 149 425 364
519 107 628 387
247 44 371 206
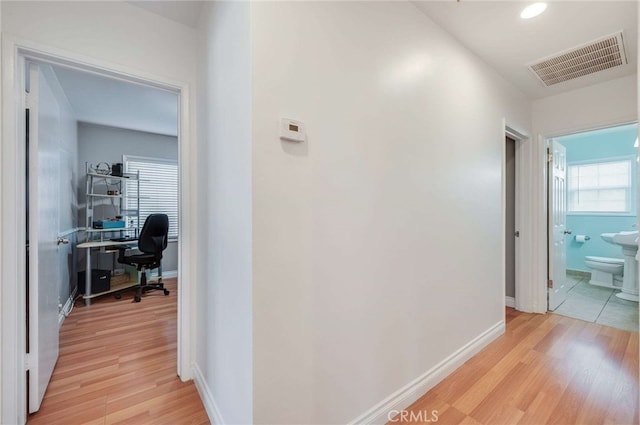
548 139 570 311
27 62 60 413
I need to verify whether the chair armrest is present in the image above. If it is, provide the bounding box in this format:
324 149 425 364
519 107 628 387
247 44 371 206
116 245 134 263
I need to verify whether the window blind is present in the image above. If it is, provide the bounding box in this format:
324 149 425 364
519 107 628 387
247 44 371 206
124 155 178 238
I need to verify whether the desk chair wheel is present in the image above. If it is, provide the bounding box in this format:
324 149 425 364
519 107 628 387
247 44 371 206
115 293 121 300
164 289 170 296
134 294 141 303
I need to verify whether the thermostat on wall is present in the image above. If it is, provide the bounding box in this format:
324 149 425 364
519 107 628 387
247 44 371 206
280 118 305 142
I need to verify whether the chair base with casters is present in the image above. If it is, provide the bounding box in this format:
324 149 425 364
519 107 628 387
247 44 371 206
114 261 170 302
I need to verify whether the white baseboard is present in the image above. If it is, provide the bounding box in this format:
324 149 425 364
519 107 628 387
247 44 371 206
58 289 77 328
348 320 505 425
193 363 225 425
160 270 178 279
505 296 515 308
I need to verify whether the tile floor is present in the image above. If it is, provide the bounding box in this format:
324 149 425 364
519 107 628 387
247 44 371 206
553 272 639 332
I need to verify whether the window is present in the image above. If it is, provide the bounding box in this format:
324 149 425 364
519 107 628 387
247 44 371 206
568 158 633 214
124 155 178 238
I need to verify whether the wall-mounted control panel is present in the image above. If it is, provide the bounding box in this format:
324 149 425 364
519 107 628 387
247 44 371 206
280 118 305 143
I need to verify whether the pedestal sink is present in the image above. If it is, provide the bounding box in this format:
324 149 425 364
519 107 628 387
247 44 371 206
611 231 639 302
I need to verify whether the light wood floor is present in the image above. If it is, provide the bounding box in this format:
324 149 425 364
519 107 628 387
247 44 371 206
395 308 639 425
27 278 210 425
31 292 638 425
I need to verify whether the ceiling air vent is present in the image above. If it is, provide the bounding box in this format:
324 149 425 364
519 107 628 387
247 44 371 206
527 32 628 87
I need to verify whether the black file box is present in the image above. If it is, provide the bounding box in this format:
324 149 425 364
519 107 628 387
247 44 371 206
78 269 111 294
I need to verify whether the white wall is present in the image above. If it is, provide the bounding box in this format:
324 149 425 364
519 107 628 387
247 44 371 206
2 2 196 86
77 122 178 163
195 2 253 424
0 3 3 417
1 3 199 424
532 74 638 137
250 2 530 423
77 122 179 272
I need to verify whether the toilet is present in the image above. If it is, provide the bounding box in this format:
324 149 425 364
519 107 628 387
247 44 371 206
585 256 624 288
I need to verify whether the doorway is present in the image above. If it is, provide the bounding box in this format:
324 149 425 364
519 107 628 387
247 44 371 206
26 58 182 415
547 123 639 332
2 43 193 424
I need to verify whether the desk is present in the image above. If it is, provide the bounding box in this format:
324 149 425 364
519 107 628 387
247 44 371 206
77 240 138 305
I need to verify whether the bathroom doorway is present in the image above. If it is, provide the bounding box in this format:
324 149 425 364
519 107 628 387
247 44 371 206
548 122 639 332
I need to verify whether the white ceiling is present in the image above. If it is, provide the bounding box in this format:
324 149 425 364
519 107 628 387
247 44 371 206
52 66 179 137
53 0 636 132
413 1 638 99
127 1 204 28
128 0 637 100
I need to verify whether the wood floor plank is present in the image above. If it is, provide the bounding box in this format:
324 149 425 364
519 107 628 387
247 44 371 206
104 385 197 424
397 309 639 425
604 331 639 425
468 361 529 423
27 279 209 425
511 352 565 413
433 405 467 424
517 392 556 425
458 415 483 425
451 315 559 414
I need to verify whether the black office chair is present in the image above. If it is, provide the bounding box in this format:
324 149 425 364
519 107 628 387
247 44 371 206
117 214 170 302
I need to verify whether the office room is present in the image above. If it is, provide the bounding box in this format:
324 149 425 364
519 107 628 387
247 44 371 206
24 61 188 421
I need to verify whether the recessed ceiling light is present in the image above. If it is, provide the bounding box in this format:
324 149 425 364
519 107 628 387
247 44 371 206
520 3 547 19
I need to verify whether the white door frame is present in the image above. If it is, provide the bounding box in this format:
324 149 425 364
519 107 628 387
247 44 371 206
504 123 532 312
1 35 195 424
506 132 548 314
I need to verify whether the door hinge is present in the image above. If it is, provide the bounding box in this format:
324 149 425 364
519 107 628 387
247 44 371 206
25 353 32 371
547 150 553 163
25 92 34 109
548 279 553 288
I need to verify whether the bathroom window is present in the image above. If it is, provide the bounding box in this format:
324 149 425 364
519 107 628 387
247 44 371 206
568 158 633 214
